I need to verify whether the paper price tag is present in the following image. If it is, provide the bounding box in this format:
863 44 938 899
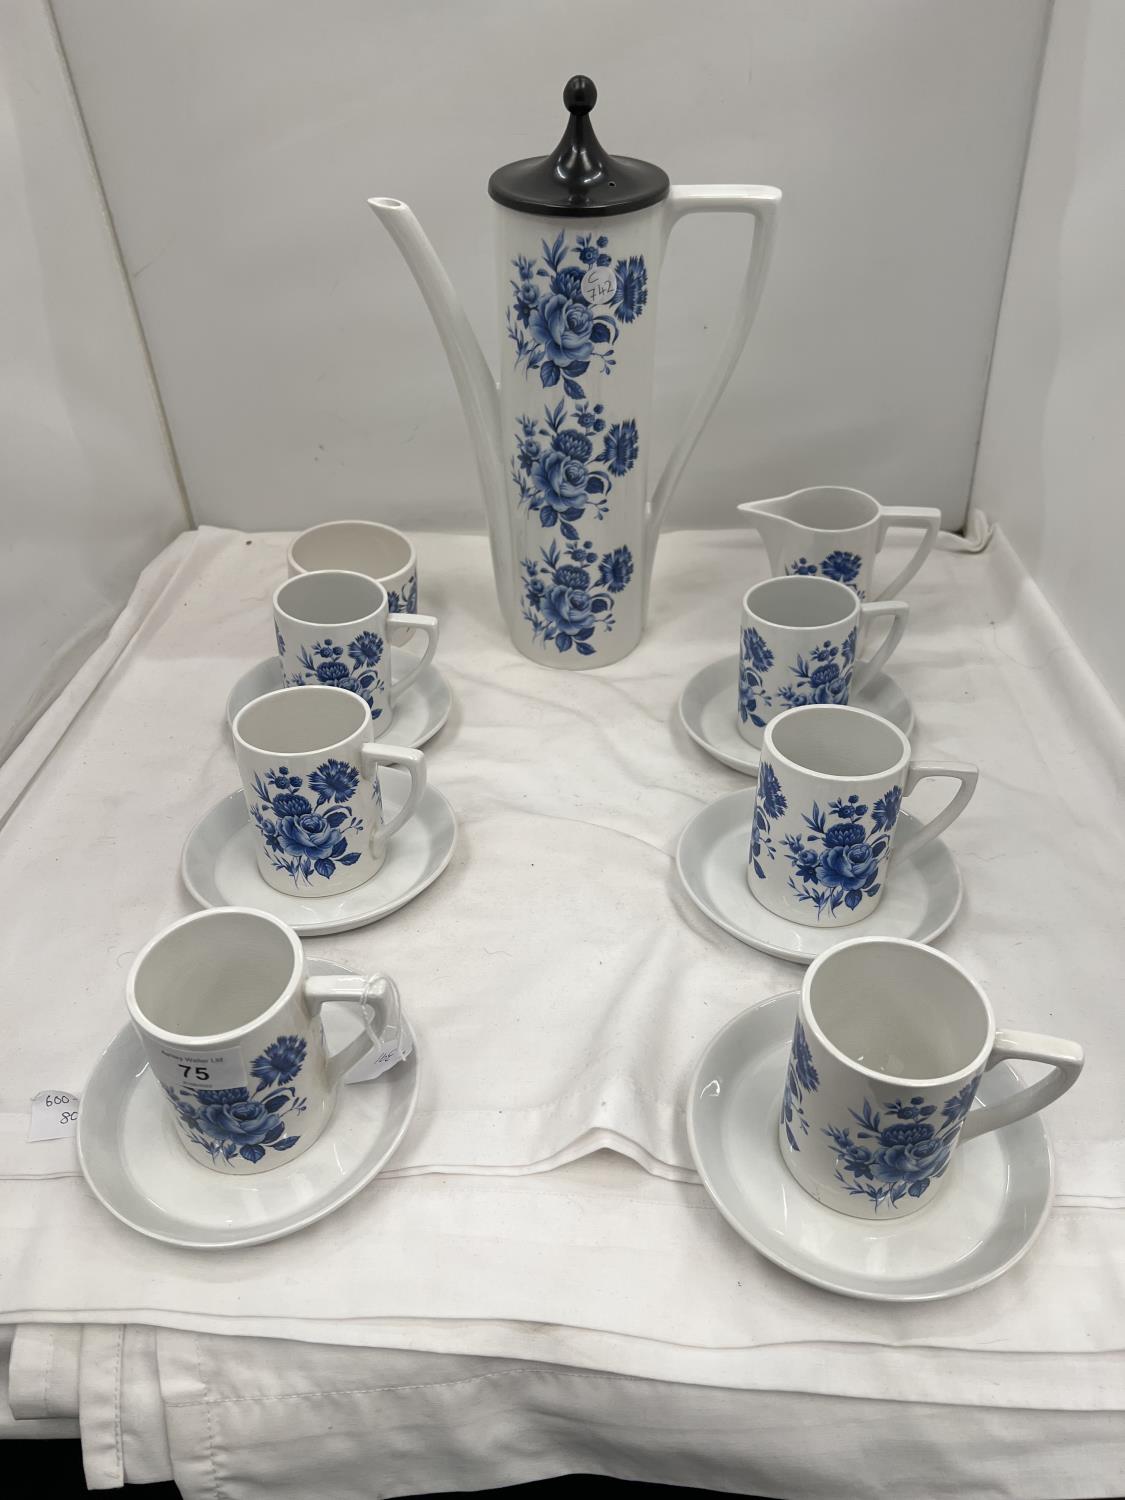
346 1029 414 1085
580 264 617 306
150 1045 245 1093
28 1091 80 1142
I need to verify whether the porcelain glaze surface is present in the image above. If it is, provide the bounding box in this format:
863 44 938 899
80 958 419 1247
686 991 1054 1300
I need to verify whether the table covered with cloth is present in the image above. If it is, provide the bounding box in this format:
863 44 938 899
0 527 1122 1498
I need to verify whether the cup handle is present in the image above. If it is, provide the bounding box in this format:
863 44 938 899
852 600 909 689
304 973 403 1086
389 615 439 698
360 742 426 841
874 507 941 599
958 1030 1084 1142
894 761 978 863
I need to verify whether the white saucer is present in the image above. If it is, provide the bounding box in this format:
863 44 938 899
182 769 456 936
678 657 914 776
225 653 452 750
77 959 420 1250
676 790 961 963
686 991 1053 1301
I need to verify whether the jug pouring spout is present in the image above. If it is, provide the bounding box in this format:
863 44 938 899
367 197 515 619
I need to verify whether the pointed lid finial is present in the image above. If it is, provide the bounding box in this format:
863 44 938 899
489 76 669 218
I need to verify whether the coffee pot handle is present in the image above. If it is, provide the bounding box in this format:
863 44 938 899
646 186 782 545
958 1030 1084 1142
874 508 941 600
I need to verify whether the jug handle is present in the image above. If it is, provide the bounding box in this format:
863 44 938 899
646 186 782 553
874 508 941 600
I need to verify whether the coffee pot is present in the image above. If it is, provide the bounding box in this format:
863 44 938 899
370 76 780 667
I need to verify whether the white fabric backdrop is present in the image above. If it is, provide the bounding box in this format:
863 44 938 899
0 1 186 763
971 0 1125 705
50 0 1048 533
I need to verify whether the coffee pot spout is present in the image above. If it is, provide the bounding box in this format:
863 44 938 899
367 197 515 615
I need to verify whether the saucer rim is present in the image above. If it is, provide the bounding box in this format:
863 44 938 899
677 656 915 777
675 789 962 964
181 778 457 936
225 654 452 749
76 959 421 1250
685 990 1055 1302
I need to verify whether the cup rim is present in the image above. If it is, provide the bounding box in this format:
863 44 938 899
232 684 369 759
743 574 859 631
287 520 416 582
763 703 910 783
126 907 303 1049
273 569 388 630
801 936 996 1088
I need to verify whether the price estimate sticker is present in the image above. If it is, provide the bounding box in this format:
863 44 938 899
28 1091 81 1142
149 1045 245 1094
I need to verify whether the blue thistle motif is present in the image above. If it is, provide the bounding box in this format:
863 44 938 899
785 551 866 598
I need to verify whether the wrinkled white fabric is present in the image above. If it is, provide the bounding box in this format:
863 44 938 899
1 527 1123 1493
8 1320 1125 1499
0 525 1121 1193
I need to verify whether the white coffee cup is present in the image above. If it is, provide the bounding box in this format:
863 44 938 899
737 574 909 746
273 569 438 736
232 685 425 898
127 907 402 1174
779 936 1083 1218
288 521 419 645
749 704 977 928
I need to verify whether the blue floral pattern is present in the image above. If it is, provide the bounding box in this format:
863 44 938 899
285 633 386 719
249 763 365 885
507 231 645 657
512 401 639 539
386 574 418 616
521 538 633 656
779 788 902 918
823 1080 980 1209
749 762 788 875
163 1034 309 1166
786 552 866 598
781 1020 819 1151
739 629 857 727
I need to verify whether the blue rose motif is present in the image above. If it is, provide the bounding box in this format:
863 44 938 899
742 627 774 674
757 763 787 821
195 1089 287 1151
251 1034 307 1090
348 630 383 668
540 583 595 640
277 809 349 869
598 546 633 593
532 448 590 511
529 294 594 369
817 836 878 895
821 550 862 585
599 419 639 476
871 1123 953 1196
613 256 648 323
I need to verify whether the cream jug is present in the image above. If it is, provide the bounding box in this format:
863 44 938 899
738 486 940 601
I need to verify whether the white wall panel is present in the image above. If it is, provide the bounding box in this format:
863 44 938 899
1 1 186 761
972 0 1125 705
52 0 1046 535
